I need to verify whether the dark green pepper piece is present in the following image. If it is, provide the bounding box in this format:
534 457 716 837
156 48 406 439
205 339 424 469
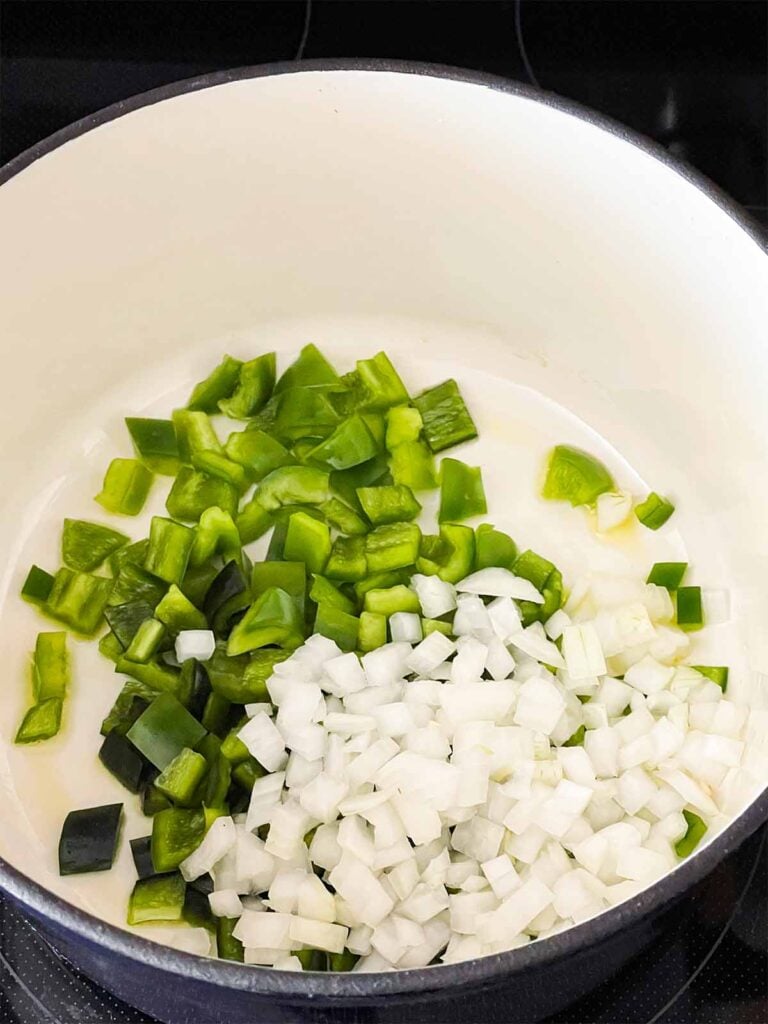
59 803 123 875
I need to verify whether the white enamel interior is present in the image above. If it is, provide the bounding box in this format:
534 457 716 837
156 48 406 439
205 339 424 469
0 69 766 939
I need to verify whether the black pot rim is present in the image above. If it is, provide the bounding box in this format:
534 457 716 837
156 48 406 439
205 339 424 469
0 58 766 1002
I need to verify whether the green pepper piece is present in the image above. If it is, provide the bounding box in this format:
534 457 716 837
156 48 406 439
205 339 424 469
235 496 274 545
438 459 487 523
124 618 166 664
101 680 156 736
232 650 289 702
647 562 687 590
358 611 387 652
252 561 306 617
128 872 187 924
357 484 421 526
125 417 180 476
155 747 208 806
413 379 478 453
353 570 410 600
110 538 150 576
227 587 304 656
310 575 355 614
15 697 63 744
331 451 391 512
513 549 556 591
115 655 184 697
187 355 243 413
218 353 276 419
416 523 474 584
225 429 297 481
675 809 708 858
635 492 676 530
308 414 379 470
109 559 166 611
284 511 331 575
21 565 55 605
676 586 704 631
474 524 518 571
155 585 208 633
563 725 586 747
356 352 409 410
142 784 171 816
275 344 339 392
98 732 145 793
257 466 331 512
542 445 615 506
145 516 195 585
217 917 245 962
98 630 124 663
691 665 729 691
220 720 250 764
295 948 327 971
360 412 385 448
291 438 322 464
202 562 250 635
232 756 266 793
191 450 250 494
388 439 438 491
127 692 207 770
166 467 238 522
363 585 419 616
45 568 114 634
422 618 452 637
385 405 422 449
319 498 369 536
201 691 232 736
95 459 154 516
366 522 421 573
172 409 223 464
329 950 358 972
58 803 123 876
326 535 368 582
314 603 359 652
519 566 563 627
190 506 242 569
104 601 155 649
273 388 340 444
33 631 69 701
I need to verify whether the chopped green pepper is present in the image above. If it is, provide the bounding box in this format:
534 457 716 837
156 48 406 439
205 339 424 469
275 344 339 393
513 549 556 591
225 430 296 481
98 731 146 793
329 950 358 972
326 535 368 582
385 405 422 449
218 353 276 419
331 451 391 512
252 561 306 617
45 568 113 634
58 803 123 875
151 807 206 872
115 656 183 696
98 630 124 663
422 618 452 637
353 570 410 599
202 562 251 636
308 414 379 470
363 585 419 616
142 783 171 817
647 562 687 590
356 352 409 410
310 575 355 614
283 511 331 575
475 524 517 571
101 680 155 736
15 697 63 744
110 538 150 575
257 466 331 512
542 445 615 507
358 611 387 652
563 725 586 747
21 565 55 605
676 586 703 630
144 517 195 585
190 450 249 493
127 692 207 771
413 379 477 453
320 498 369 536
635 492 676 530
155 585 208 633
109 561 166 609
314 602 359 652
438 458 487 522
201 691 232 736
235 496 273 545
190 506 242 569
95 459 154 516
232 757 266 792
227 587 304 656
357 484 421 526
691 665 729 691
365 522 421 573
128 873 187 924
274 388 340 443
675 809 708 858
155 747 208 806
104 600 155 649
389 439 438 491
124 618 166 664
186 354 243 413
33 631 69 701
416 523 474 584
217 917 245 962
220 720 250 764
125 417 180 476
166 466 238 522
172 409 223 464
129 835 156 880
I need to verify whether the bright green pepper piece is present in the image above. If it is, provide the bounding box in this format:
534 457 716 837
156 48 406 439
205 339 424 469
310 575 355 615
542 445 614 507
218 353 276 419
151 807 206 873
513 549 556 591
274 388 341 443
675 809 708 858
356 352 409 410
329 950 358 972
647 562 687 590
691 665 729 691
95 459 154 516
187 354 243 413
201 691 232 735
331 452 391 512
361 413 386 449
227 587 304 656
563 725 586 747
366 522 421 573
308 414 379 471
100 680 155 737
385 405 422 449
422 618 452 637
217 917 245 962
326 535 368 582
124 618 166 664
15 697 62 744
413 379 478 453
145 516 195 585
292 438 323 464
235 497 273 546
110 539 150 576
98 630 124 663
275 344 339 393
418 523 475 584
225 430 296 481
314 602 359 652
358 611 387 652
438 458 487 523
190 506 242 569
257 466 331 512
21 565 55 605
33 632 68 701
128 873 187 925
389 440 438 491
320 498 369 536
353 570 410 600
104 598 154 652
252 561 306 617
676 586 703 631
191 450 250 494
125 417 180 476
166 467 238 522
172 409 223 464
155 585 208 633
127 692 207 770
474 523 517 571
45 568 114 634
635 492 676 530
115 656 184 697
61 519 130 573
363 585 419 616
202 751 231 810
220 720 251 764
284 511 331 575
357 484 421 526
232 757 266 792
155 747 208 806
109 560 166 609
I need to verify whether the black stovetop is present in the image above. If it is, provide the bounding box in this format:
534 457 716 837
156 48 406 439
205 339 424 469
0 3 766 1022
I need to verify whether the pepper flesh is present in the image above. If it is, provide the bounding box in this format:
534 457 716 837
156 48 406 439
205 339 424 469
124 618 166 664
155 585 208 633
166 467 238 522
235 497 273 546
104 600 155 648
45 568 114 634
692 665 729 691
356 352 409 410
363 585 420 616
151 807 206 873
227 587 304 656
413 379 478 453
252 561 306 617
474 523 517 571
635 492 675 530
416 523 474 584
357 485 421 526
218 353 276 419
358 611 387 652
388 440 438 491
127 692 207 770
320 498 369 536
674 809 707 858
190 506 242 568
542 445 615 507
309 575 355 614
438 459 487 523
325 536 368 582
186 354 243 413
128 873 187 924
647 562 687 590
15 697 63 744
308 414 380 470
256 466 331 512
125 417 180 476
676 586 703 630
58 803 123 875
144 516 195 585
365 522 421 573
155 747 208 806
274 388 340 443
95 459 153 516
190 450 250 493
21 565 55 605
172 410 223 464
314 602 359 652
225 430 296 481
283 511 331 575
275 343 339 393
33 631 69 701
385 405 423 448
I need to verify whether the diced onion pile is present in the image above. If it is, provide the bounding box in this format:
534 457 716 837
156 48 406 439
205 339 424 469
178 566 756 971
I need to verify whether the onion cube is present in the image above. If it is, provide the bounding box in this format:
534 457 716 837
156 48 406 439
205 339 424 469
239 713 287 772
